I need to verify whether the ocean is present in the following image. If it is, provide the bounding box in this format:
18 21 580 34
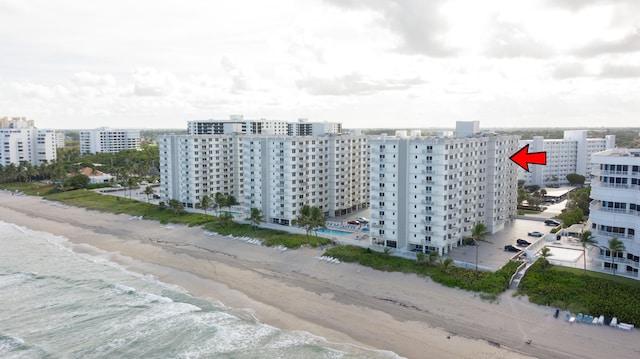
0 221 391 358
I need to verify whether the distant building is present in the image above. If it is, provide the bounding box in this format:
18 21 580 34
368 121 519 255
188 115 342 136
518 130 615 187
0 117 34 129
79 128 141 155
0 118 57 166
55 132 66 148
589 148 640 279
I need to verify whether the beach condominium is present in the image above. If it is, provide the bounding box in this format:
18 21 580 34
242 134 369 225
79 128 141 155
159 134 243 208
0 118 57 166
519 130 615 187
589 149 640 278
159 131 369 220
369 122 519 256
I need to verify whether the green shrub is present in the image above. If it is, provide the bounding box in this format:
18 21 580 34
518 260 640 326
324 246 522 296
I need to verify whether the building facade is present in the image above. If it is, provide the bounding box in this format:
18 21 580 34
159 135 242 208
79 128 141 155
518 130 615 187
159 130 370 223
589 149 640 278
369 122 519 255
242 134 369 225
0 118 57 166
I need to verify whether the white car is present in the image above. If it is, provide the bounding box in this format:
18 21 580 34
356 217 369 223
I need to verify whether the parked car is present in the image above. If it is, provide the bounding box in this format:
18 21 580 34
504 245 521 252
356 217 369 223
528 231 544 237
347 220 360 225
152 194 161 199
545 219 561 226
516 239 531 246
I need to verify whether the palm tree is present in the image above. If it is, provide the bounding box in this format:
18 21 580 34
578 230 597 274
127 177 137 200
248 207 264 234
540 247 552 269
197 195 211 216
143 185 154 203
214 192 226 215
226 195 238 212
471 222 490 277
295 205 326 239
608 237 626 276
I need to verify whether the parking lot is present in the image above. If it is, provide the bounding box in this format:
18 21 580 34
446 219 556 270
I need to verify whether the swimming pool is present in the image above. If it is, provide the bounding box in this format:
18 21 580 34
315 228 352 236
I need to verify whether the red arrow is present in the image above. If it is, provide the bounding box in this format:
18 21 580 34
509 144 546 172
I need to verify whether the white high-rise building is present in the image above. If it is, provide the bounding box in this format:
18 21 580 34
159 131 369 222
159 134 242 207
242 134 368 225
79 128 141 155
0 118 57 167
589 148 640 278
369 122 519 255
519 130 615 187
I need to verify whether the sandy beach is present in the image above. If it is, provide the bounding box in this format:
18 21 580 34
2 193 639 358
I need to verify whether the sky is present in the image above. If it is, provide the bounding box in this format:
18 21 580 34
1 0 639 130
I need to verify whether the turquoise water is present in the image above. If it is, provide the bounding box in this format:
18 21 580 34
0 221 393 358
316 228 353 236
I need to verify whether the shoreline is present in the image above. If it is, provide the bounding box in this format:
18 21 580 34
2 193 639 358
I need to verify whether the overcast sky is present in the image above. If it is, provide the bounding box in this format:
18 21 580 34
2 0 639 129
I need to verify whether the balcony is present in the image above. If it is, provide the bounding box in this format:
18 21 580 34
594 230 634 240
591 255 640 269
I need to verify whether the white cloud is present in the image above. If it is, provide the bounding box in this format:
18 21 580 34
132 68 178 97
296 73 424 96
72 72 116 87
573 28 640 56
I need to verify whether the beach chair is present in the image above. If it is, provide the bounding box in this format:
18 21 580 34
564 313 571 321
610 317 618 327
617 323 634 331
576 313 583 322
569 314 576 323
592 316 599 324
598 315 604 325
